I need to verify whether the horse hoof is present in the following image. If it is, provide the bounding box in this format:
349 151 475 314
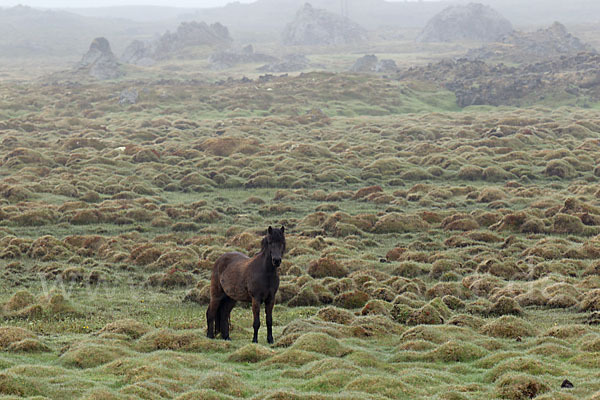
267 337 274 344
222 336 231 341
252 338 258 343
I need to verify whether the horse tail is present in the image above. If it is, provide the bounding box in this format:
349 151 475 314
207 259 223 338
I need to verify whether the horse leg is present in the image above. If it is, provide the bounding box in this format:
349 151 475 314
219 296 236 340
251 297 261 343
265 296 275 344
206 296 223 339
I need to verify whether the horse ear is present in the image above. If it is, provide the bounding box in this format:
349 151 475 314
268 226 273 235
281 226 285 234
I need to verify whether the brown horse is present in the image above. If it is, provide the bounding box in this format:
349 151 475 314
206 226 285 343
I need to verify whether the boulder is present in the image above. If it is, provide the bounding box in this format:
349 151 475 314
283 3 367 46
76 37 123 80
349 55 397 73
417 3 513 43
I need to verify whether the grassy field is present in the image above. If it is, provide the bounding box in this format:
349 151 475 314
1 67 600 400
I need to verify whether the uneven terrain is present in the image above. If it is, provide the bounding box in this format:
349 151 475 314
1 68 600 400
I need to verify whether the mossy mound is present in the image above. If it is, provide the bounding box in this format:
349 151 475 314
98 319 152 339
183 285 211 305
350 315 404 337
543 324 588 339
407 304 444 325
199 371 250 397
0 327 36 349
345 375 409 399
288 286 320 307
176 390 235 400
553 213 585 235
447 314 485 329
137 329 230 352
7 338 50 353
480 316 536 338
3 290 36 313
146 270 195 288
302 369 360 392
333 290 369 309
486 296 523 316
291 332 351 357
545 159 575 179
426 340 488 362
61 341 130 368
486 356 564 383
307 256 348 278
285 357 360 379
495 373 549 400
227 344 275 363
41 293 81 317
83 388 128 400
580 289 600 312
372 213 430 234
317 306 356 325
262 349 321 367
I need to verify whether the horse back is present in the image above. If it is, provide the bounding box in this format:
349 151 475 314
212 252 252 302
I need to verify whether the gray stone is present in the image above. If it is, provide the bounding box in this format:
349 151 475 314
119 89 138 105
417 3 513 43
282 3 367 46
76 37 123 80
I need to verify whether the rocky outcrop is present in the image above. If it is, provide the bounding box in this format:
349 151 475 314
257 54 311 73
282 3 367 46
154 21 231 59
398 52 600 107
76 37 123 80
349 55 397 73
208 44 277 70
417 3 513 43
467 22 596 64
121 40 156 67
121 21 232 65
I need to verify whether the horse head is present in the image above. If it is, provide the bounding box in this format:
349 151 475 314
266 226 285 267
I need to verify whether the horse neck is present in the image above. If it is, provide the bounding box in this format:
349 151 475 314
256 247 276 274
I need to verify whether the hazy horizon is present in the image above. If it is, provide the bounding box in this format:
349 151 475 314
0 0 436 8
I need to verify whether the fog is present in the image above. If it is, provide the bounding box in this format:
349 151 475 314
1 0 252 7
1 0 423 8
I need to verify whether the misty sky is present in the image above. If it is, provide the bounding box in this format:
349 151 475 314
2 0 254 7
1 0 424 8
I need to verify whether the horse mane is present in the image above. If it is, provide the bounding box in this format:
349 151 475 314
260 236 269 252
260 228 286 253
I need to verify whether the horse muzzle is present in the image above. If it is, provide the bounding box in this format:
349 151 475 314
272 258 281 267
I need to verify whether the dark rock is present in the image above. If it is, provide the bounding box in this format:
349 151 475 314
418 3 513 43
282 3 367 46
561 379 574 389
350 55 397 73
